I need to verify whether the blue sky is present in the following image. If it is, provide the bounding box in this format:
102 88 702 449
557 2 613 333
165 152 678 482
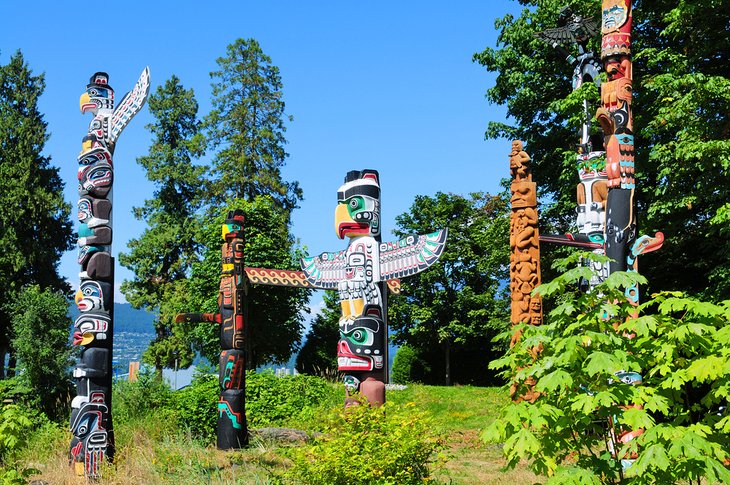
1 1 520 308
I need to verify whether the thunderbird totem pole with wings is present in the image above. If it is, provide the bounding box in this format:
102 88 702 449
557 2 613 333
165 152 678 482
300 169 447 406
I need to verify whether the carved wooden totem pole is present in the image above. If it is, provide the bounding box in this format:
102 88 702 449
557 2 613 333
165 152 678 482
71 69 150 477
533 2 664 469
509 141 542 336
176 210 248 449
299 169 447 406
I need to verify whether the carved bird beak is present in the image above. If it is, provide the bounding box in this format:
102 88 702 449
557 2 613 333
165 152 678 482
79 92 93 113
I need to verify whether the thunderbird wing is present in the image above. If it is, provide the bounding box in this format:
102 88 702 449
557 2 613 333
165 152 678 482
109 66 150 145
379 228 448 281
300 249 347 289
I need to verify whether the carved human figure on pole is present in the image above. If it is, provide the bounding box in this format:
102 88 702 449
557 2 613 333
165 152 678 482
508 143 542 330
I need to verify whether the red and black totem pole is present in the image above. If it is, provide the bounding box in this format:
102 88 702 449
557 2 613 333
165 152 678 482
70 69 149 477
176 210 248 449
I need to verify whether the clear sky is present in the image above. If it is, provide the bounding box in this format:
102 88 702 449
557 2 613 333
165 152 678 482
1 1 519 308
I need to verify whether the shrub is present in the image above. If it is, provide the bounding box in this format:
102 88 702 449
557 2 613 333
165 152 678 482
0 405 32 462
172 370 218 442
391 345 430 384
113 366 174 424
246 371 340 428
484 253 730 484
282 400 444 484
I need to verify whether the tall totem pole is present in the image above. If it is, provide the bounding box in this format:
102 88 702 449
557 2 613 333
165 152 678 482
70 69 150 477
534 2 663 469
176 210 248 450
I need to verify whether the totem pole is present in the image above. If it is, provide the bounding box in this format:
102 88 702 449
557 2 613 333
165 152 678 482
535 7 609 291
509 141 542 333
508 141 543 403
534 3 664 469
299 169 447 406
176 210 248 450
71 69 150 477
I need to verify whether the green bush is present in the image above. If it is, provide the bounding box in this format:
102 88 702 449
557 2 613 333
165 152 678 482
113 367 174 424
282 400 444 484
172 370 218 442
0 405 32 462
484 253 730 484
246 370 340 428
391 345 430 384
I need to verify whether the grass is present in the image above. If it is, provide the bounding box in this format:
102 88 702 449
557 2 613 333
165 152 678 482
10 383 538 484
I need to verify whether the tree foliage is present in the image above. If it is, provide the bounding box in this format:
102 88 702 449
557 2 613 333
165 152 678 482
485 252 730 484
0 51 73 378
206 38 302 212
296 290 340 377
389 191 510 386
119 75 206 373
183 197 309 368
6 285 72 418
473 0 730 300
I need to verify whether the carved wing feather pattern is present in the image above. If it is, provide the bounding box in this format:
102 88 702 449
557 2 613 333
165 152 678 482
300 250 347 289
535 18 599 45
109 67 151 144
379 228 448 281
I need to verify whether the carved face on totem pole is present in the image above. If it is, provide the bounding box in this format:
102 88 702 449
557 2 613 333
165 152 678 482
73 312 110 345
79 72 114 115
69 393 108 476
335 170 381 239
78 198 111 228
75 280 112 313
222 210 245 242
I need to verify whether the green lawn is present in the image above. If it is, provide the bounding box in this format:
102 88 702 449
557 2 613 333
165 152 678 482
14 383 540 484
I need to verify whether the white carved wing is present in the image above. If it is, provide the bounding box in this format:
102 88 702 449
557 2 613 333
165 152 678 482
300 249 347 289
109 67 151 145
379 229 448 280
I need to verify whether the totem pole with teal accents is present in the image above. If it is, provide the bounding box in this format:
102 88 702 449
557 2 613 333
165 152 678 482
71 69 150 477
534 2 665 469
300 169 447 406
176 210 248 449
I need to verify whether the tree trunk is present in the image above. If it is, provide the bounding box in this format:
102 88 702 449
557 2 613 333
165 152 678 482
444 339 452 386
7 351 16 377
0 344 5 379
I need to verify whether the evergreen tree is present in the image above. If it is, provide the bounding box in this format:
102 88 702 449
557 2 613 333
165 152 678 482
0 51 73 378
185 38 309 369
296 290 340 377
7 285 73 418
473 0 730 300
119 76 206 374
389 192 511 386
206 38 302 212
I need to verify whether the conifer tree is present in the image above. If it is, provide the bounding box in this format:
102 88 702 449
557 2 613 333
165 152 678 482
0 51 73 377
119 75 206 374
